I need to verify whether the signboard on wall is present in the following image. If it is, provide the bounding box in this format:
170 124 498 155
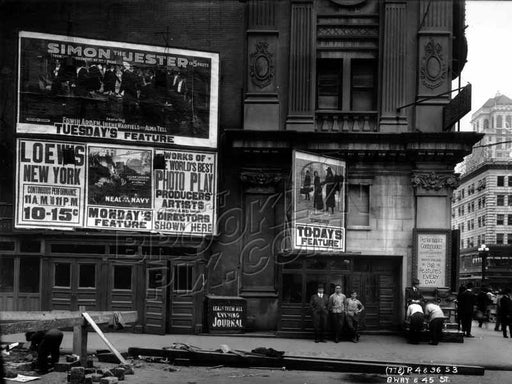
17 31 219 148
154 149 216 235
15 138 217 236
292 150 345 252
414 230 449 287
15 139 86 229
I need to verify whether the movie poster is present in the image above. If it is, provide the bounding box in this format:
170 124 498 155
292 150 346 251
154 149 216 235
86 145 153 231
15 139 86 229
17 31 219 148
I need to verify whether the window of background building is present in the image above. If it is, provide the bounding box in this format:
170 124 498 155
114 265 132 290
467 220 471 230
509 214 512 225
79 264 96 288
54 263 71 287
482 216 486 226
0 256 14 292
508 195 512 206
497 214 505 225
509 177 512 187
497 195 505 206
497 115 503 128
173 264 193 293
497 233 504 244
461 189 465 199
20 257 40 293
347 184 370 227
477 235 481 245
508 234 512 244
461 222 465 232
484 119 489 129
316 58 377 112
498 176 505 186
478 217 482 228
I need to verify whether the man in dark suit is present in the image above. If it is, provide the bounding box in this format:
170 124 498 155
458 282 476 337
310 284 329 343
405 278 424 306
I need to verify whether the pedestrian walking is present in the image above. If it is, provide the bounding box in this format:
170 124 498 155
328 284 346 343
310 284 329 343
424 300 445 345
458 282 476 337
500 287 512 338
476 286 492 328
495 289 504 332
346 290 364 343
406 300 425 344
456 284 466 331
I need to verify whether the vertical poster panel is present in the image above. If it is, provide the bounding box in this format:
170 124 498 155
86 145 153 231
154 149 216 236
17 31 219 148
292 151 346 251
15 139 86 229
416 233 448 287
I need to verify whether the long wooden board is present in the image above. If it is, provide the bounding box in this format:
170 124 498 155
82 312 127 365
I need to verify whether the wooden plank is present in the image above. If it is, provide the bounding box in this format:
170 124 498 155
0 311 137 323
73 306 88 367
0 311 137 335
82 312 127 365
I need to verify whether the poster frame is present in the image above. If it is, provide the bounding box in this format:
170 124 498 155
412 228 452 288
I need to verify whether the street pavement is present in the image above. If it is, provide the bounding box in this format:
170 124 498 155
4 321 512 372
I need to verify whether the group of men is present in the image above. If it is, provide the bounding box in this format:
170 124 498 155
310 284 364 343
405 278 446 345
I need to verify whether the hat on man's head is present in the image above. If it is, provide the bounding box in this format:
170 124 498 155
412 278 420 285
466 282 474 289
317 283 325 289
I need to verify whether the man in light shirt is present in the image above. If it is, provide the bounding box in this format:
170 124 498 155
328 284 347 343
406 300 425 344
424 300 445 345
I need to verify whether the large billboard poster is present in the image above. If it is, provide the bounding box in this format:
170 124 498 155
154 149 216 235
292 150 345 251
17 31 219 148
86 145 153 231
16 139 86 229
15 139 217 236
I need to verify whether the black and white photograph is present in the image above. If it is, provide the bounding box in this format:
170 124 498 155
2 1 512 384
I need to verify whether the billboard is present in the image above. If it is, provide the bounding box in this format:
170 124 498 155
154 149 216 235
86 145 153 231
16 139 86 229
292 150 345 251
15 139 217 236
17 31 219 148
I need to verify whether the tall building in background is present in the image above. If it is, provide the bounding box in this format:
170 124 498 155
453 93 512 289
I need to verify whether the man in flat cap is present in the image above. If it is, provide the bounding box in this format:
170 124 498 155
310 283 329 343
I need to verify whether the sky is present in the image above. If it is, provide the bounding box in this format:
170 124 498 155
457 1 512 131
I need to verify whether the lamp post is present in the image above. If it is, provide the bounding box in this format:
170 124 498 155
478 243 490 285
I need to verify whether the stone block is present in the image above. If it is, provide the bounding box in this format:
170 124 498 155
85 374 93 384
70 366 86 384
102 369 114 377
55 360 81 372
91 373 103 383
118 364 134 375
112 367 125 381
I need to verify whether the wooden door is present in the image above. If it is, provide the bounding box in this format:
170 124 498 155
50 259 100 311
108 263 137 312
169 261 198 334
144 261 168 334
0 255 40 311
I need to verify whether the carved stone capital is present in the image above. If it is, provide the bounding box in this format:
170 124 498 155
240 169 282 187
411 171 459 191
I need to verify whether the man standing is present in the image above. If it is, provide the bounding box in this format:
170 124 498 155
25 328 64 373
424 300 445 345
500 287 512 338
310 284 329 343
405 278 424 305
458 282 476 337
406 300 425 344
328 284 346 343
346 290 364 343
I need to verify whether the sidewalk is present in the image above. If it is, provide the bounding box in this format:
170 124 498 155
5 321 510 371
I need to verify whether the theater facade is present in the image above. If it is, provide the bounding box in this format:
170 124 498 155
0 0 478 335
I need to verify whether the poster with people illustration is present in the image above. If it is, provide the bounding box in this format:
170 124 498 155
17 31 219 148
293 150 345 251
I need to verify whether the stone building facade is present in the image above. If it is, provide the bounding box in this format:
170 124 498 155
0 0 478 334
